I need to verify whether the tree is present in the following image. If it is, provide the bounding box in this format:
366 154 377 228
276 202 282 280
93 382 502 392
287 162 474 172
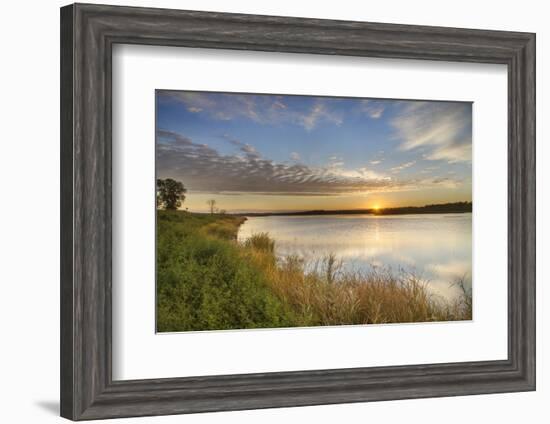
156 178 186 210
206 199 217 215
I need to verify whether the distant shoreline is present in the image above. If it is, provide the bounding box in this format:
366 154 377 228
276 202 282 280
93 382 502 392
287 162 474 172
232 201 472 217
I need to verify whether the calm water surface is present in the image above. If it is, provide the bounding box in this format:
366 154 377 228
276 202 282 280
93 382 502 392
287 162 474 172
237 213 472 301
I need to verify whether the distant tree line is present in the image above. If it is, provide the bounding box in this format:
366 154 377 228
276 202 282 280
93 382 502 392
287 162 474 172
243 201 473 217
373 201 472 216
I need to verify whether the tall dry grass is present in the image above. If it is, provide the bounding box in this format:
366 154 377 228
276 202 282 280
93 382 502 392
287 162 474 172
242 235 472 326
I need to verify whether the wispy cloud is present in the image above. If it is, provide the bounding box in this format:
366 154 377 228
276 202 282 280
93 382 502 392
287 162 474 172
300 101 343 131
160 91 343 131
391 102 472 163
220 133 261 158
360 100 385 119
157 129 461 196
390 161 416 174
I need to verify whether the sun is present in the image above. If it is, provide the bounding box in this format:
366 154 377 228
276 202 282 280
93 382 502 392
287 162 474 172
371 203 382 214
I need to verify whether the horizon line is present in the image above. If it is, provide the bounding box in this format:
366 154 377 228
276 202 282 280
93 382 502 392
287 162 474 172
178 201 472 216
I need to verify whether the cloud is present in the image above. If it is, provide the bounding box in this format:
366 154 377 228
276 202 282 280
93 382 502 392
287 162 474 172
159 91 343 131
391 102 472 163
220 133 261 159
290 152 301 161
360 100 385 119
369 160 382 165
300 101 343 131
355 167 390 180
390 161 416 173
272 100 287 110
157 129 461 196
326 155 345 169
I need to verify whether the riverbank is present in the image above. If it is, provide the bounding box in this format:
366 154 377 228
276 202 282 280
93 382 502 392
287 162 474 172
156 210 472 332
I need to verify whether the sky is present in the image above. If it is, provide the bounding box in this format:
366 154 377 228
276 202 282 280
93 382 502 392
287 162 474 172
156 90 472 213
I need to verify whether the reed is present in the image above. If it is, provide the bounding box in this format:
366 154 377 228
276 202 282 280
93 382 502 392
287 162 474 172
242 245 472 326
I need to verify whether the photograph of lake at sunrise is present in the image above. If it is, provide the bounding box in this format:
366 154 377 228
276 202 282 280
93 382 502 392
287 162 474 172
155 90 472 332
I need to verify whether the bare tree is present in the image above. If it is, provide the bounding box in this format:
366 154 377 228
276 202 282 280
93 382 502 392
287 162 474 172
206 199 217 215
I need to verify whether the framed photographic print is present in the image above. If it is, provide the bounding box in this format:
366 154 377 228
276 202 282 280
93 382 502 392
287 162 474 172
60 3 536 421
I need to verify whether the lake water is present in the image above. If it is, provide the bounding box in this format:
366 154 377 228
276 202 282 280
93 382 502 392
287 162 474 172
237 213 472 301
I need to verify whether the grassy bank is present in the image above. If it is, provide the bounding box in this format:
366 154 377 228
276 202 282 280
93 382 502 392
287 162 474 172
157 211 472 332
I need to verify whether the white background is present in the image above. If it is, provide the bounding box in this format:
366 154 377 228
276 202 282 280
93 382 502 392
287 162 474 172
0 0 546 423
113 45 508 380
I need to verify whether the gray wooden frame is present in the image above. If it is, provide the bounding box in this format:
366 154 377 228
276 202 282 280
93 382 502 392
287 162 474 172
60 3 536 421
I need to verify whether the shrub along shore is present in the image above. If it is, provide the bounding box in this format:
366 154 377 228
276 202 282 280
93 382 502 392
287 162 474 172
156 211 472 332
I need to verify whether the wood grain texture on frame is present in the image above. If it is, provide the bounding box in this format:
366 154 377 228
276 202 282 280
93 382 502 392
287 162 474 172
60 3 535 420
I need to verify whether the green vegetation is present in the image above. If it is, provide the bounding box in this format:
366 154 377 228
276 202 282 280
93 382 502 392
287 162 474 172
157 211 472 332
156 211 296 332
156 178 187 210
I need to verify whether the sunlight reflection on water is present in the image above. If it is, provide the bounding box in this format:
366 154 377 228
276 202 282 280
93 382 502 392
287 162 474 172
237 213 472 301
